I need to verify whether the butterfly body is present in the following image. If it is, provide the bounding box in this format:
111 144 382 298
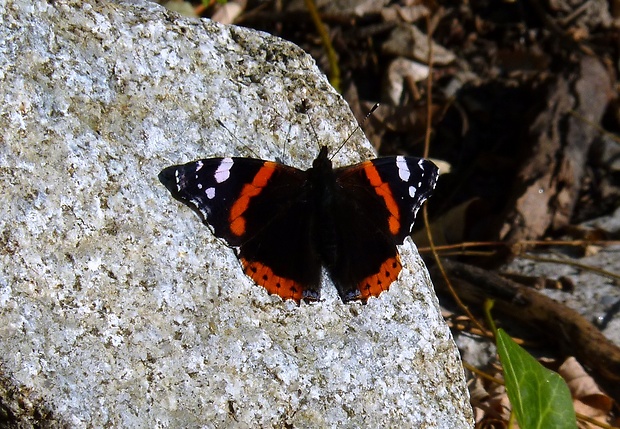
159 146 438 303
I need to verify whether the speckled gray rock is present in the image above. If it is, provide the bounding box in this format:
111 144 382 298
0 0 473 427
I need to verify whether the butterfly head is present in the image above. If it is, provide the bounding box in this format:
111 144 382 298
311 146 332 171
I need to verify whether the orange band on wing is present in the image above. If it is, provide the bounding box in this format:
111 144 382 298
241 258 305 302
357 255 402 301
229 162 276 236
363 163 400 235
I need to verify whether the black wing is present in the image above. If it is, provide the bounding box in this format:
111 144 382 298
159 158 323 301
328 156 438 301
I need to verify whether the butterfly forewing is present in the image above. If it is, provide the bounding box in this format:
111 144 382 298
159 157 270 245
366 156 438 241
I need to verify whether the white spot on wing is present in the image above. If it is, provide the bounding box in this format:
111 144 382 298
409 186 416 198
174 170 181 191
190 198 210 218
396 156 410 182
214 158 234 183
206 187 215 199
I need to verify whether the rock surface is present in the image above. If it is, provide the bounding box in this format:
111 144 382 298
0 0 473 427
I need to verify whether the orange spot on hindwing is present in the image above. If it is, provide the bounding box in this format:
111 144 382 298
357 255 402 300
229 163 276 236
363 163 401 235
241 258 305 302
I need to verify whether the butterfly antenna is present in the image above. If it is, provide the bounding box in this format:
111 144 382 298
302 103 322 153
331 103 380 160
279 121 294 164
216 119 259 158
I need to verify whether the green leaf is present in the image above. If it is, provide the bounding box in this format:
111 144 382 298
496 329 577 429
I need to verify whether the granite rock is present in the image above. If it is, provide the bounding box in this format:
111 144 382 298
0 0 473 427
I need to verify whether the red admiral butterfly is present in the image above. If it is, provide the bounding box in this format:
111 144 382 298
159 145 438 303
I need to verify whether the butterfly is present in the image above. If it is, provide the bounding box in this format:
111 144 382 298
159 145 438 303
